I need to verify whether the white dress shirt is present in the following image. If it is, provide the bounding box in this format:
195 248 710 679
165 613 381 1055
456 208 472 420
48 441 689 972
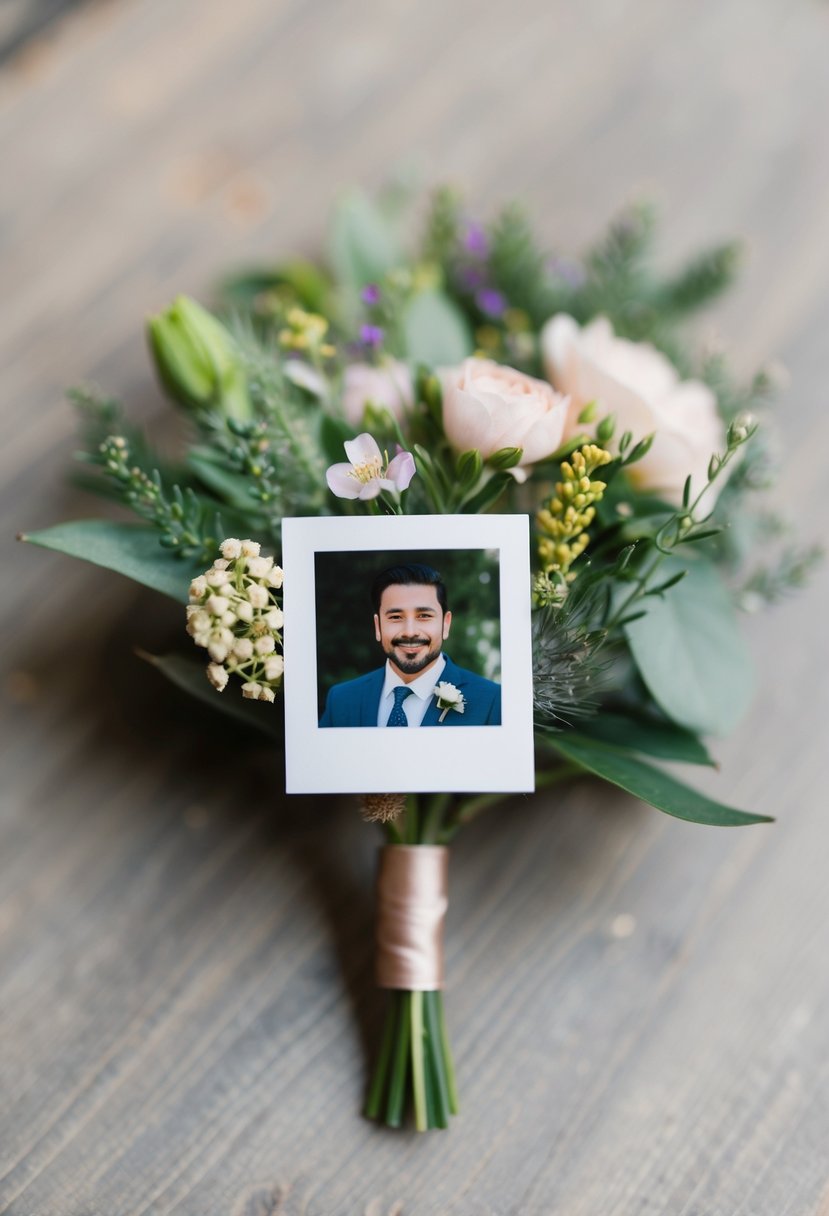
377 654 447 727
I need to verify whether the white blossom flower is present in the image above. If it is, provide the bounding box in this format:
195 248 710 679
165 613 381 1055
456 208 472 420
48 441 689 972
188 539 284 706
247 556 274 578
264 655 284 681
248 584 269 609
326 433 416 501
207 595 229 616
207 664 229 691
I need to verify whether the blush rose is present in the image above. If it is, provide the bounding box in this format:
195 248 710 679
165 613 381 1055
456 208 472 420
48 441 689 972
441 358 569 468
541 314 725 503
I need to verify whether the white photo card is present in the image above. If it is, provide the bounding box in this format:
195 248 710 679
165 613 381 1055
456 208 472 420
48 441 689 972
282 514 535 794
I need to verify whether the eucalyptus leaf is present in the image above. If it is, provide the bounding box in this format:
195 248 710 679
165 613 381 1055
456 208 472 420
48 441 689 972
402 289 473 366
544 733 771 826
20 521 202 602
329 190 402 289
187 450 263 511
137 649 282 742
624 557 754 736
578 711 715 766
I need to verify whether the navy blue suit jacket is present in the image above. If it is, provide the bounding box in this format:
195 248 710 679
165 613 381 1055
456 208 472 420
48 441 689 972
319 655 501 727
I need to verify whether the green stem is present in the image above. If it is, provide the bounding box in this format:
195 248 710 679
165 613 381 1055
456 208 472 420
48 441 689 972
436 991 459 1115
405 793 420 844
424 991 450 1127
364 994 397 1121
385 992 411 1128
421 793 452 844
410 991 428 1132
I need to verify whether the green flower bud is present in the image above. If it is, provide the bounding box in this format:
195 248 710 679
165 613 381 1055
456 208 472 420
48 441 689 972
456 448 484 488
147 295 252 422
487 446 523 471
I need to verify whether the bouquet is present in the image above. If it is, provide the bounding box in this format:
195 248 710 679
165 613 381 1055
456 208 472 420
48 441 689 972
21 186 818 1131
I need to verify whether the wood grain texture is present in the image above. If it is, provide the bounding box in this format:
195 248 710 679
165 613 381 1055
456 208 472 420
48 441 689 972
2 1 829 1212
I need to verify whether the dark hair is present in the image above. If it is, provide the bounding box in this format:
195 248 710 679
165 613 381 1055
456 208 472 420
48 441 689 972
371 563 449 615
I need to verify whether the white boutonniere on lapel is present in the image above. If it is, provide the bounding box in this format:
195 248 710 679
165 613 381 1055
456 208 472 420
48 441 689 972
434 681 466 723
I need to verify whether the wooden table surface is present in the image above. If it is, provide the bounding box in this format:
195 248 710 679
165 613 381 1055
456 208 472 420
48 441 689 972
2 2 829 1212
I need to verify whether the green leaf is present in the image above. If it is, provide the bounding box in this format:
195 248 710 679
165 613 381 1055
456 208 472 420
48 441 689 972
329 189 402 290
461 470 513 514
544 733 771 826
186 450 262 511
137 649 282 742
319 413 358 466
402 289 473 366
20 520 203 602
578 711 715 766
624 558 754 736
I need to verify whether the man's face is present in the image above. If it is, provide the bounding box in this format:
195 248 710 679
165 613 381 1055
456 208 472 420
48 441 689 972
374 583 452 682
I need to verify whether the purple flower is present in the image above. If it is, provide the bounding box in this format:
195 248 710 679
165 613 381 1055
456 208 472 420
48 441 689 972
326 433 416 501
359 323 385 349
475 288 507 318
361 283 382 306
459 265 485 292
463 222 488 258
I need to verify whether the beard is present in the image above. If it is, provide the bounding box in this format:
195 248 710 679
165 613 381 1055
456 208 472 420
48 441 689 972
384 635 443 676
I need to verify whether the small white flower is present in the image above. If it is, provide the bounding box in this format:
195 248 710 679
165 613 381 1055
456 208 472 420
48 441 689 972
206 664 229 691
186 610 211 637
233 638 254 660
220 610 237 627
241 539 261 557
248 584 269 609
206 594 229 617
206 568 230 587
247 555 274 578
213 558 230 570
220 539 242 560
267 567 284 589
254 635 276 656
208 640 229 663
265 607 284 630
264 655 284 680
258 686 276 703
235 600 254 623
241 681 262 699
189 576 208 600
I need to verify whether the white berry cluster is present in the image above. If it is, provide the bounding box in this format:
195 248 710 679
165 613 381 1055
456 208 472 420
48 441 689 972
186 538 284 702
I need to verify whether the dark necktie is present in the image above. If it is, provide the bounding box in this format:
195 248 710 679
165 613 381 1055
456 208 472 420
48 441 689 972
386 685 413 726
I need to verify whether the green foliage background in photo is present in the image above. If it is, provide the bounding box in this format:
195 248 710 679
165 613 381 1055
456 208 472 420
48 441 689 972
314 548 501 714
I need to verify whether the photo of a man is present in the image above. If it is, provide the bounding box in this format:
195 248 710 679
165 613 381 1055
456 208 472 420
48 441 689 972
319 563 502 727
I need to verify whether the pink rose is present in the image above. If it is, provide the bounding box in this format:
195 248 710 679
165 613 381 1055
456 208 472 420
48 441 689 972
341 360 413 427
441 358 569 467
541 314 724 503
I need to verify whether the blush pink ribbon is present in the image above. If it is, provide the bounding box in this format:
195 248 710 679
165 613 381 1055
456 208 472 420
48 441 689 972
375 845 449 991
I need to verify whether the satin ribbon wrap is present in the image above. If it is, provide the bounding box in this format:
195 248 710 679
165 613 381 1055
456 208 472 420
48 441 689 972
375 845 449 991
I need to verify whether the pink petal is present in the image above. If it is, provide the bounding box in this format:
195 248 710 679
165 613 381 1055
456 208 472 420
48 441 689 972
326 462 362 499
344 432 382 467
357 479 383 500
386 449 416 491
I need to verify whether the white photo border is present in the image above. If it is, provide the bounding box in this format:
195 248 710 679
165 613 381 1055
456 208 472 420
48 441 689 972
282 514 535 794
